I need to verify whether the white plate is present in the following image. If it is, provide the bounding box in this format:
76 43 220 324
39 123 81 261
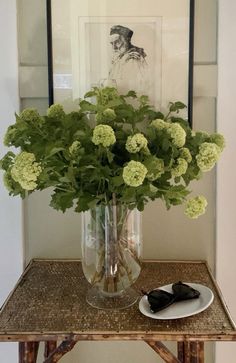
139 283 214 320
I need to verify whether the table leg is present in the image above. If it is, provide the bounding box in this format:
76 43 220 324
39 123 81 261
43 340 77 363
146 341 181 363
44 341 57 360
19 342 39 363
177 341 204 363
190 342 204 363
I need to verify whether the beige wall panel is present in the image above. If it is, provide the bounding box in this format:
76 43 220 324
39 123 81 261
17 0 48 65
19 66 48 98
194 0 217 63
194 65 218 97
21 98 49 114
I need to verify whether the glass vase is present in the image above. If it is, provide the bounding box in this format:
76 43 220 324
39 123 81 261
81 203 142 309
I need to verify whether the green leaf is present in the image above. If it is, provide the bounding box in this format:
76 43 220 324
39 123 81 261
137 200 145 211
162 138 170 151
84 90 97 98
46 147 65 158
50 190 75 212
75 195 96 212
79 100 97 112
139 95 149 106
106 150 114 163
0 151 15 170
123 90 137 98
169 101 187 113
112 175 124 186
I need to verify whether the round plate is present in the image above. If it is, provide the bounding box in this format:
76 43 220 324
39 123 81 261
139 283 214 320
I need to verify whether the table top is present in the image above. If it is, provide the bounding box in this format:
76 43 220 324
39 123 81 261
0 259 235 342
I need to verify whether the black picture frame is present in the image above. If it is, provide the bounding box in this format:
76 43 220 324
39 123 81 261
47 0 195 126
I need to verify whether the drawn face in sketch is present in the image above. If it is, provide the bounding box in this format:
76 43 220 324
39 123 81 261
110 34 129 55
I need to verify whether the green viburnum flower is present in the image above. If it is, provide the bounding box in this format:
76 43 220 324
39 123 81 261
125 133 148 153
123 160 147 187
11 152 42 191
210 133 226 152
97 87 119 105
47 104 65 119
20 108 41 123
103 108 116 120
196 131 209 139
69 140 81 157
150 119 168 130
179 147 192 163
4 126 17 146
171 158 188 177
146 157 165 181
167 123 186 148
184 195 208 219
92 124 116 147
196 142 221 172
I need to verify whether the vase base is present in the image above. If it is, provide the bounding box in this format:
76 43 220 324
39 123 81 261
86 286 139 310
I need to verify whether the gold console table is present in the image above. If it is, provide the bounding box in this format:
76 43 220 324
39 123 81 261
0 259 235 362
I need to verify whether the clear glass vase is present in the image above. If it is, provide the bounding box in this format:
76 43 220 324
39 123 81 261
81 203 142 309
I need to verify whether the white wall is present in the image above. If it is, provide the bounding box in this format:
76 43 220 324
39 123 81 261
216 0 236 361
0 0 23 362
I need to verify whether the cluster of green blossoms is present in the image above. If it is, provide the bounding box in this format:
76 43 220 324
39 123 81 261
47 104 65 119
196 142 221 171
151 119 186 148
92 124 116 147
20 108 41 123
69 140 81 158
184 196 208 219
179 148 192 163
10 152 42 191
209 133 225 152
125 133 148 153
146 157 165 181
123 161 148 187
167 123 186 148
150 119 168 130
171 158 188 177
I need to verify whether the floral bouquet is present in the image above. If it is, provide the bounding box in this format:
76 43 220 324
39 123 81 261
0 86 225 219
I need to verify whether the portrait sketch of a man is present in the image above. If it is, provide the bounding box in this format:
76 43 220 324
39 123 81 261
108 24 149 94
76 17 162 106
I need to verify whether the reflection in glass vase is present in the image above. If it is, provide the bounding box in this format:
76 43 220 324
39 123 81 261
81 203 142 309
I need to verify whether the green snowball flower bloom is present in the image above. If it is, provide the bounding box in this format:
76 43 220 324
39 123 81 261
11 152 42 191
126 133 148 153
69 140 81 157
4 126 17 146
92 124 116 147
168 123 186 148
103 108 116 120
47 104 65 119
146 157 165 181
123 160 147 187
210 133 226 152
179 147 192 163
20 108 41 123
150 119 168 130
171 158 188 177
196 142 221 172
184 195 208 219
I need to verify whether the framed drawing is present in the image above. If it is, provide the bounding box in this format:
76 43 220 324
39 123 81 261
47 0 195 125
